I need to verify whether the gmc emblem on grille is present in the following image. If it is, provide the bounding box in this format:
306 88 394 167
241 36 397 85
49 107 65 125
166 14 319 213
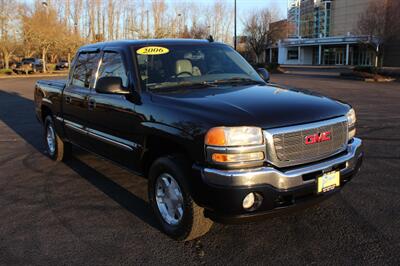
305 131 331 145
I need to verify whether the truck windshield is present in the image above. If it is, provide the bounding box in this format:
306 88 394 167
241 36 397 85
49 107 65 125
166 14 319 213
134 44 264 91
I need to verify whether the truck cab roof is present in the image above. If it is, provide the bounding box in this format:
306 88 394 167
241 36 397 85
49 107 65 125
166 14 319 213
79 39 221 51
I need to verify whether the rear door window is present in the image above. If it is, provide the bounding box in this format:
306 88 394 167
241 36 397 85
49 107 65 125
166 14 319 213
71 52 100 88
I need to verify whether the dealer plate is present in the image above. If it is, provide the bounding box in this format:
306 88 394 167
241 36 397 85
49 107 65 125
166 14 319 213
317 171 340 193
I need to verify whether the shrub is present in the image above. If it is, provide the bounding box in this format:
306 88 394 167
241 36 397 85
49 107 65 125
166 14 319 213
265 62 280 72
46 63 57 72
252 62 280 72
353 66 379 74
0 68 13 75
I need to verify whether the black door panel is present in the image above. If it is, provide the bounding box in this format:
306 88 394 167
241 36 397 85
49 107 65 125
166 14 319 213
62 52 100 149
87 50 144 170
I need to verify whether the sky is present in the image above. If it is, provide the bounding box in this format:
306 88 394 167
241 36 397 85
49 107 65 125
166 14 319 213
167 0 288 19
166 0 288 33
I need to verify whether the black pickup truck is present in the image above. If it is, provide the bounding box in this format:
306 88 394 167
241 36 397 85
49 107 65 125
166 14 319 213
34 39 363 241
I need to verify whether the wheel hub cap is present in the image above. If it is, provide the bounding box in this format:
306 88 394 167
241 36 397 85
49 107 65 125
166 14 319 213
155 173 184 225
46 124 56 154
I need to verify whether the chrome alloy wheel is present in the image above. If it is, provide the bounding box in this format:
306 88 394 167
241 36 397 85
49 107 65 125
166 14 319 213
46 124 56 155
155 173 184 225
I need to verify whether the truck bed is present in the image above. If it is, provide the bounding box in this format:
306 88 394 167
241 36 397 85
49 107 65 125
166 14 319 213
34 79 67 123
36 79 67 88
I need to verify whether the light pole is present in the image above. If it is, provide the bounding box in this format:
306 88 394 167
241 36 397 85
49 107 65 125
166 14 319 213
234 0 237 50
42 1 49 15
177 13 182 37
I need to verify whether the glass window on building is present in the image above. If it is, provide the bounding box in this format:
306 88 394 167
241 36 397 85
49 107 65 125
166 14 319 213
287 47 299 60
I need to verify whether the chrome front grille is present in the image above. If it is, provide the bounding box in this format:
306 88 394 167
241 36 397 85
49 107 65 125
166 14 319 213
264 117 348 167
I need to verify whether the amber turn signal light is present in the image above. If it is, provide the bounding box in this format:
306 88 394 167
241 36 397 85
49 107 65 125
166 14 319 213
211 152 264 163
205 127 226 146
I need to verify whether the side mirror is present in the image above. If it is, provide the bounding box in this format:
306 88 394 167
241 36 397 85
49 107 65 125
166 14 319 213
257 68 270 82
95 76 130 95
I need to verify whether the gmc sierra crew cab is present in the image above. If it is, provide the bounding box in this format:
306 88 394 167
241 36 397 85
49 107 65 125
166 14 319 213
34 39 363 241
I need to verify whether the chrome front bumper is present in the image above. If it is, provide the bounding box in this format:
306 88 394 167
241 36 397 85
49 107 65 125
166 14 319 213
201 138 362 189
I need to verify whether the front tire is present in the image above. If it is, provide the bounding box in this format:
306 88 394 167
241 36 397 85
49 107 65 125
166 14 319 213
148 155 213 241
44 116 70 161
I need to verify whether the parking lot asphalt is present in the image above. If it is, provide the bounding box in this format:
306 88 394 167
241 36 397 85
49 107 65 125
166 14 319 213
0 75 399 265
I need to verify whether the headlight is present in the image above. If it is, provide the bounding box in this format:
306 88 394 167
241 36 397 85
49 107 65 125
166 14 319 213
347 108 356 139
205 126 263 146
205 126 265 167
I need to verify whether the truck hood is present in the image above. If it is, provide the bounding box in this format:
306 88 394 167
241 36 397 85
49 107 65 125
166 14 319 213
150 84 350 129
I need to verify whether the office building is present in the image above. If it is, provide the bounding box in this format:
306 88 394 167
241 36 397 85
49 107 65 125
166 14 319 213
267 0 399 67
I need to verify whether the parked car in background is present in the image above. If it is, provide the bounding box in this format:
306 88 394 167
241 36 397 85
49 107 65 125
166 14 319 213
14 58 43 74
55 60 69 70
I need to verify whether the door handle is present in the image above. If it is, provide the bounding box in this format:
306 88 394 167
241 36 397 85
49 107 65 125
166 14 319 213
88 98 96 110
65 96 72 104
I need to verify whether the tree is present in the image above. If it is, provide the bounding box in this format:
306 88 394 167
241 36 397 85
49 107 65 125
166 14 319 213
243 8 279 63
21 3 71 72
0 0 19 69
189 23 209 39
358 0 400 67
0 0 242 71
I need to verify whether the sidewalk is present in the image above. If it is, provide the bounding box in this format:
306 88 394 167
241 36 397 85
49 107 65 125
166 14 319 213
279 65 353 76
280 65 400 74
279 65 399 81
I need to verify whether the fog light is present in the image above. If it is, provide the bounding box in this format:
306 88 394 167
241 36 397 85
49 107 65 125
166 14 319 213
243 192 263 211
243 193 255 209
348 128 356 139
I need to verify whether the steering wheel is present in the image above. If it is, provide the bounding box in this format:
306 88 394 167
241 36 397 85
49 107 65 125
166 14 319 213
177 71 193 77
206 69 224 74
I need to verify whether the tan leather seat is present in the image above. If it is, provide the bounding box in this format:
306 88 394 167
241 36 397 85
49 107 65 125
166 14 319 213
175 59 193 77
192 66 201 76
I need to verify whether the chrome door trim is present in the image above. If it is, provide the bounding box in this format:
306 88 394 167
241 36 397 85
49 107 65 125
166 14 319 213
63 118 139 151
64 119 86 135
86 128 138 151
54 115 64 122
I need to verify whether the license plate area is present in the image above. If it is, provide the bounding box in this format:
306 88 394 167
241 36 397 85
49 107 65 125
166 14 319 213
317 171 340 193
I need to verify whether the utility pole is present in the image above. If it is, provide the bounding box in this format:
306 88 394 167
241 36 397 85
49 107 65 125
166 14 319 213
234 0 237 50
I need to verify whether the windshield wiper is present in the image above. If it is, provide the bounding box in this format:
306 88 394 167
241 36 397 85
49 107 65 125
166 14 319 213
148 81 217 90
210 77 265 85
147 78 263 91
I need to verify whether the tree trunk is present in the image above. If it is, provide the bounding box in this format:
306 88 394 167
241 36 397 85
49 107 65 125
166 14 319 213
42 47 47 73
67 53 71 70
51 54 57 64
4 53 10 69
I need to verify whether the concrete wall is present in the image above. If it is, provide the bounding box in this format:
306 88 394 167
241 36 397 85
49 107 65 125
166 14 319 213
330 0 374 36
383 0 400 67
302 47 313 64
383 41 400 67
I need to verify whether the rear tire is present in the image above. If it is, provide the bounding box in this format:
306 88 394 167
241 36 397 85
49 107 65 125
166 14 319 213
148 155 213 241
44 115 70 161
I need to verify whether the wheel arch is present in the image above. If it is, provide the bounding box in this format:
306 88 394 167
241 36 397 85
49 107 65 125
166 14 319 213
41 104 53 122
141 134 194 178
